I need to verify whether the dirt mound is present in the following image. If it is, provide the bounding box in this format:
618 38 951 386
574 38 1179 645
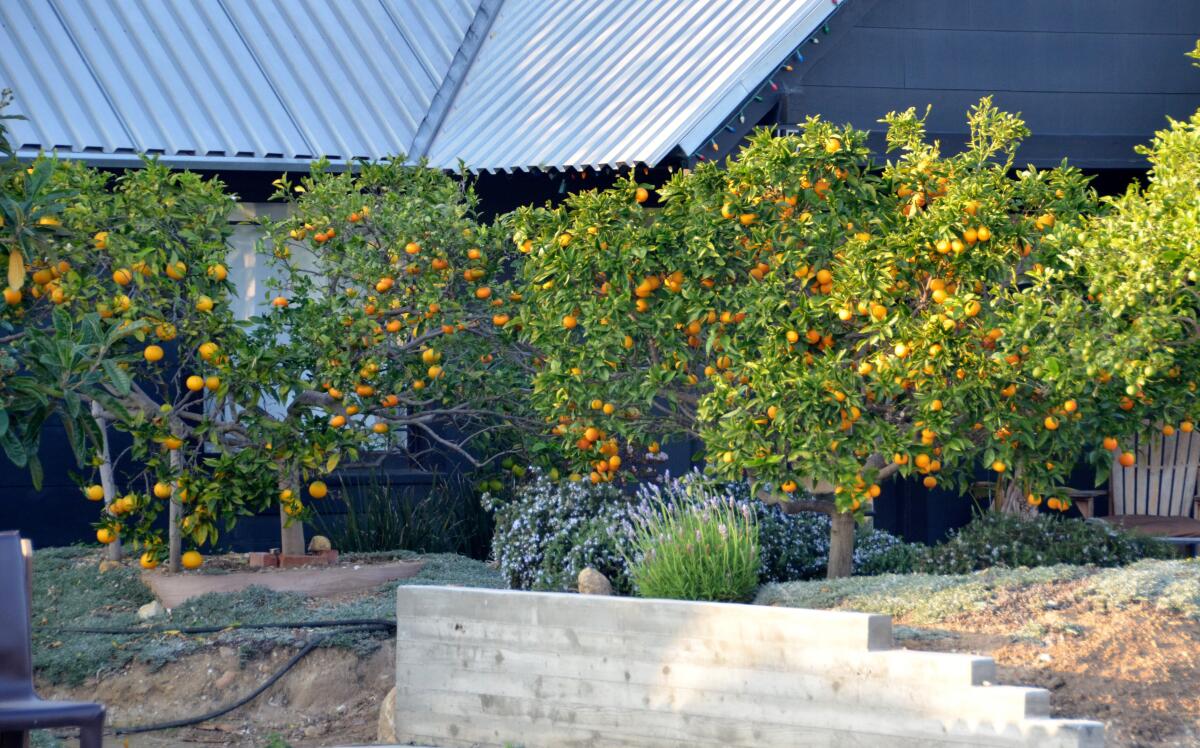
39 641 395 747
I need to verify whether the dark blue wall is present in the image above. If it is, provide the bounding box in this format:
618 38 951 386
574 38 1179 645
782 0 1200 168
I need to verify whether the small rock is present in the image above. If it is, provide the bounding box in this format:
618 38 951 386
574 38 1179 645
302 724 325 738
213 670 237 690
578 567 613 596
98 559 121 573
1037 653 1054 663
308 535 332 552
377 686 397 743
137 601 165 620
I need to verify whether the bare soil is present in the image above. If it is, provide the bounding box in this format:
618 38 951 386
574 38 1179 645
143 559 424 608
39 642 395 747
900 581 1200 747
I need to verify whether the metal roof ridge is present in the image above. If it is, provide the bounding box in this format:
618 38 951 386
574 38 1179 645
409 0 505 161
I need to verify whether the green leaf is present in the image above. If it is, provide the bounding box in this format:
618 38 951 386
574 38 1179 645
102 360 133 396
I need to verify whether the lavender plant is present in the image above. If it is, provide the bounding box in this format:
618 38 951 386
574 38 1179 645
626 487 760 602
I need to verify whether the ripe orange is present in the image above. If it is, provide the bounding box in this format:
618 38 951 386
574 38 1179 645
329 414 346 428
199 342 218 360
84 484 105 501
1163 424 1176 437
1182 421 1195 434
271 296 289 308
635 187 650 203
162 436 184 450
153 482 172 499
186 375 205 392
1063 399 1078 413
196 295 215 313
96 528 117 544
738 213 757 226
563 315 578 330
165 261 187 280
3 288 21 305
113 268 133 286
781 480 797 494
991 460 1007 473
144 344 165 363
1026 493 1042 507
308 481 328 499
824 137 842 154
372 422 389 434
207 263 228 281
181 550 203 570
1118 452 1136 468
475 287 492 300
139 552 159 570
205 376 220 391
1102 436 1119 451
922 476 937 489
492 313 510 327
1044 416 1059 431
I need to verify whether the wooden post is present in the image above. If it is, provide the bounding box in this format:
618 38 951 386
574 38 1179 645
91 401 121 561
279 465 305 557
168 449 183 572
827 510 855 579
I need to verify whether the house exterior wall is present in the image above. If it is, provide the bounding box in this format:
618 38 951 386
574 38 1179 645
781 0 1200 168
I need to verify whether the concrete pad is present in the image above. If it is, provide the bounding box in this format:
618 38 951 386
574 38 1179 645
143 559 423 608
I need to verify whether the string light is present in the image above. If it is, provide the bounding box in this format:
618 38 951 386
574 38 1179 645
688 1 844 165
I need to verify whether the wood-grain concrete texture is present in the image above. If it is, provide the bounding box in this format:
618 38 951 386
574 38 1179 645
393 586 1105 747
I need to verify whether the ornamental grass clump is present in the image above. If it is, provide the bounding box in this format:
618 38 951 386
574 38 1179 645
627 490 760 602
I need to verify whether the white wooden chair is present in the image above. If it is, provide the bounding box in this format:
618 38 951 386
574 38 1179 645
1074 429 1200 547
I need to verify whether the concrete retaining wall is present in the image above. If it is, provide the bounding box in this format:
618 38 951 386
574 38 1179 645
394 586 1104 747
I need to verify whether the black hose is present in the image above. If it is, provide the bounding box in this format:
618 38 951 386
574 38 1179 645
97 622 393 734
61 617 396 635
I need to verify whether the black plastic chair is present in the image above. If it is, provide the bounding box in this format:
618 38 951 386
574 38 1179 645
0 531 105 748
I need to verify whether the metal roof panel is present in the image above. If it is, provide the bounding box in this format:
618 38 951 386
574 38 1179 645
0 0 483 163
426 0 835 171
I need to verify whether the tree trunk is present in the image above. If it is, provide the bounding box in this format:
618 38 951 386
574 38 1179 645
279 466 305 556
993 469 1035 516
91 402 121 561
827 510 855 579
168 449 183 572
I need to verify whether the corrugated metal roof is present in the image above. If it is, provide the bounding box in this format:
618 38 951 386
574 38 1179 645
0 0 483 168
427 0 835 171
0 0 836 172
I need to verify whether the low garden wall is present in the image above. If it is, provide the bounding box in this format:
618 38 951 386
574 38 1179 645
393 586 1104 747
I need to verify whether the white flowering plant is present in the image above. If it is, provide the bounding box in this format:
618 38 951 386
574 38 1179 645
483 470 635 592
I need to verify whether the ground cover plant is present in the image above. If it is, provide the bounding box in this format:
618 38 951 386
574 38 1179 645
30 546 502 688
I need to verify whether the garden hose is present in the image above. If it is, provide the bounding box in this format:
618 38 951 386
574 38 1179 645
61 619 395 735
60 617 397 635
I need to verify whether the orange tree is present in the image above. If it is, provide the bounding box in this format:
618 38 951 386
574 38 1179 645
1039 46 1200 480
252 160 536 533
513 99 1132 577
0 140 255 571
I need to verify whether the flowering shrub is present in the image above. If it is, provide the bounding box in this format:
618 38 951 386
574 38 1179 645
922 512 1174 574
486 471 924 596
626 488 760 602
483 471 634 592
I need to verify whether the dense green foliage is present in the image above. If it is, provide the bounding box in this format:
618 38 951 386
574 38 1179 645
626 487 760 602
921 513 1174 573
